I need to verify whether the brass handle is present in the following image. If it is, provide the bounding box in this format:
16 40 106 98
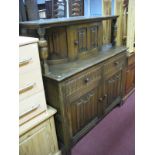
19 58 32 67
19 83 36 94
114 61 119 66
20 104 40 117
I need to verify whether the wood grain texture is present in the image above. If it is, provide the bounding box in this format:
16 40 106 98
44 51 127 154
125 52 135 95
114 0 124 46
19 17 127 155
102 0 112 44
19 37 47 125
20 117 59 155
19 16 119 29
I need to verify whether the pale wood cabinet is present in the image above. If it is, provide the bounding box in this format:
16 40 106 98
19 37 47 125
19 107 60 155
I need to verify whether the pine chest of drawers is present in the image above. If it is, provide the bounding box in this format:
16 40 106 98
19 37 47 125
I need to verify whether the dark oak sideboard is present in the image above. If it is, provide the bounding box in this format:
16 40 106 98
20 16 127 155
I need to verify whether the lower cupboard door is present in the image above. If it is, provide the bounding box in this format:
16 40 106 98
67 88 99 139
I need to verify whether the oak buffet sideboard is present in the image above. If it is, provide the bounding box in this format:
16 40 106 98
20 16 128 155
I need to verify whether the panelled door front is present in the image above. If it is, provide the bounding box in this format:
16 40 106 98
104 71 122 109
67 87 100 139
67 22 102 60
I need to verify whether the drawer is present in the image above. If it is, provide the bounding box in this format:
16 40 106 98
19 43 40 74
65 65 102 96
19 91 47 125
19 69 44 101
103 54 126 77
127 53 135 66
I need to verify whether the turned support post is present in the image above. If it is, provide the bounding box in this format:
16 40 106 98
37 28 49 74
111 18 117 47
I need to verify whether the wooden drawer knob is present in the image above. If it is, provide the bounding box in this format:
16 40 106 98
114 61 119 65
84 77 90 83
74 40 79 46
104 94 107 98
98 97 103 102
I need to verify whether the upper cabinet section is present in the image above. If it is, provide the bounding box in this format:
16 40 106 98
19 16 118 74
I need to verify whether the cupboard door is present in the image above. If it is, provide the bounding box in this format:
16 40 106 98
67 25 88 61
67 88 99 138
19 118 58 155
105 71 122 109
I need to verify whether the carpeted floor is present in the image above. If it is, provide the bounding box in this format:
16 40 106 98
72 92 135 155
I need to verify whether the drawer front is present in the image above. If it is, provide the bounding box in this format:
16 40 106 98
65 65 102 97
19 43 40 74
103 54 126 77
19 69 44 101
19 91 47 125
127 53 135 66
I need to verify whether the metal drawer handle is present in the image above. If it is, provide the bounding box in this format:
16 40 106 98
19 58 32 67
19 82 36 94
20 104 40 117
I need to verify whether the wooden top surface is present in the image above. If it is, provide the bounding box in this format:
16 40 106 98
19 106 57 136
44 45 127 82
19 36 38 46
19 15 118 29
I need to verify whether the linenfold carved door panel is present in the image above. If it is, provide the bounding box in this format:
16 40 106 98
105 71 122 108
67 88 98 137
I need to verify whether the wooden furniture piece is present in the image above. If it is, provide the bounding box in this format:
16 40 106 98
19 0 27 21
25 0 39 20
19 16 127 155
19 37 47 125
45 0 66 18
69 0 84 17
19 106 61 155
124 52 135 99
53 0 66 18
